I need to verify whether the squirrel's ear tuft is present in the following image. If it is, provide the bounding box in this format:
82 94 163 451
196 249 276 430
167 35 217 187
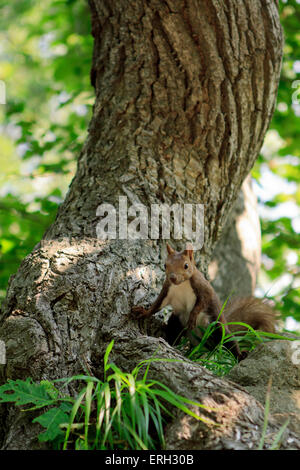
184 243 194 261
166 242 175 255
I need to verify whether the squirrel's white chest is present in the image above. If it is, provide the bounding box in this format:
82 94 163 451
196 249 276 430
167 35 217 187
160 281 197 326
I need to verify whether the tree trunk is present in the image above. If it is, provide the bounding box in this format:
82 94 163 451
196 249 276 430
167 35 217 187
1 0 295 450
209 176 262 301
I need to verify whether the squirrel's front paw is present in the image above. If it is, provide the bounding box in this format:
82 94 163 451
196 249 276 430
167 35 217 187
131 306 150 318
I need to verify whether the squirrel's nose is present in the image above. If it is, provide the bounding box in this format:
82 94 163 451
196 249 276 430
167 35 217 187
169 273 177 282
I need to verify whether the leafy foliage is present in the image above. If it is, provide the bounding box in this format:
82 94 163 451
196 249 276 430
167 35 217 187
0 341 211 450
176 318 294 377
0 0 93 300
252 0 300 326
33 404 72 443
0 377 55 407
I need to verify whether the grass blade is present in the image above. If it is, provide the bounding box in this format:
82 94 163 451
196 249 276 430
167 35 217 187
63 388 87 450
83 380 94 449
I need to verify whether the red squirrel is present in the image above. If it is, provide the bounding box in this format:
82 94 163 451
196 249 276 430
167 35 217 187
132 243 277 361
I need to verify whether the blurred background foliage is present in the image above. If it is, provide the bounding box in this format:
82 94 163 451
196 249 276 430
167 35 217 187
0 0 93 298
252 0 300 330
0 0 299 330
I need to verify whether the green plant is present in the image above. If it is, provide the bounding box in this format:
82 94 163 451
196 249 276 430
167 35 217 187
177 317 295 377
0 341 212 450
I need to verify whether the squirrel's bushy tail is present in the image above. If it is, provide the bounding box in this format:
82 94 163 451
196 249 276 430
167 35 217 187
223 297 278 333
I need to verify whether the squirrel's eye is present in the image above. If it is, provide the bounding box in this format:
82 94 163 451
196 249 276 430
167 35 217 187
184 263 189 270
164 263 166 269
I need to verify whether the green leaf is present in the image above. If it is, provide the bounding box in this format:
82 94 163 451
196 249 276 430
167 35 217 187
104 340 114 378
0 378 54 408
33 405 70 442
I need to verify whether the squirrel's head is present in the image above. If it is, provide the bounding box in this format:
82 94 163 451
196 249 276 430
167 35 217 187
165 243 195 285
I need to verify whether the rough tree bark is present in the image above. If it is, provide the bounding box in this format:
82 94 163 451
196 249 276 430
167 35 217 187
1 0 298 450
209 176 262 301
